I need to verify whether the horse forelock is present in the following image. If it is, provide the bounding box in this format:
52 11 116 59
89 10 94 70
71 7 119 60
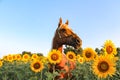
60 24 72 30
57 24 73 36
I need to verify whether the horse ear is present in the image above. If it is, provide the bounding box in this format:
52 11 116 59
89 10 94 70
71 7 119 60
58 17 62 27
65 20 69 25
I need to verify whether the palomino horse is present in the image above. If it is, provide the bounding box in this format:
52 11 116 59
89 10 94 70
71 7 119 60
52 18 82 79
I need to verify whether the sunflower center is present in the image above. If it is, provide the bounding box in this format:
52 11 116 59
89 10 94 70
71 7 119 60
33 63 41 69
17 56 20 59
33 56 37 58
79 58 83 62
106 46 113 54
13 56 16 59
51 53 58 61
98 61 109 73
9 57 12 60
68 54 73 59
85 52 91 58
24 55 28 59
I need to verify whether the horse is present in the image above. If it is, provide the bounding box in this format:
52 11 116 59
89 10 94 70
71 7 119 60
52 18 82 50
51 18 82 79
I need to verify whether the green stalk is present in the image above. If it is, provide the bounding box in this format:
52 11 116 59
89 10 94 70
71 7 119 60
53 65 55 80
41 70 43 80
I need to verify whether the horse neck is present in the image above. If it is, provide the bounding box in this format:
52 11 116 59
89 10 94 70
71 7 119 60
52 34 63 52
52 41 63 52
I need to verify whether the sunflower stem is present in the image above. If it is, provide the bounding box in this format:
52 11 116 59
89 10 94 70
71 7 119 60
40 70 43 80
53 65 55 80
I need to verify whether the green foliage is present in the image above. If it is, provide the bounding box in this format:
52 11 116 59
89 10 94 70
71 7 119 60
0 47 120 80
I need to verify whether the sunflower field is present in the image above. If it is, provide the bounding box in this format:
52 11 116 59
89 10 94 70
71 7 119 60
0 40 120 80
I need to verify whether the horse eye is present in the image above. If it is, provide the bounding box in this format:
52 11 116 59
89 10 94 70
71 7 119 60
61 29 66 32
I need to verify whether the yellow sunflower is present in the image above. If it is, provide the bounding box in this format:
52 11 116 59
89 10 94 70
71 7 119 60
0 60 3 67
30 60 44 73
77 56 84 64
16 54 22 61
66 51 76 62
7 54 13 62
47 49 62 64
103 40 117 56
31 54 38 60
2 56 7 61
41 57 48 63
76 55 80 59
12 54 17 60
22 54 30 62
82 47 97 61
92 55 116 78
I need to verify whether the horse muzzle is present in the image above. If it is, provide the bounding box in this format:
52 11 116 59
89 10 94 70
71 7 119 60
72 37 82 49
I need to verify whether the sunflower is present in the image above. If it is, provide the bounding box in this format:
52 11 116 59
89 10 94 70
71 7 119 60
103 40 117 56
2 56 7 61
48 49 62 64
31 54 38 60
7 55 13 62
0 60 3 67
12 54 17 60
77 56 84 64
66 51 76 62
76 55 80 59
16 54 22 61
41 57 48 63
22 54 30 62
82 47 96 61
30 60 44 73
92 55 116 78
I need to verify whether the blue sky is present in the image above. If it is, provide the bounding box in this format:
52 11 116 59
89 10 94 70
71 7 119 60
0 0 120 57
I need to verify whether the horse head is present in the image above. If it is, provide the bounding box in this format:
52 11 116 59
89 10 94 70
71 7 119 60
52 18 82 50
